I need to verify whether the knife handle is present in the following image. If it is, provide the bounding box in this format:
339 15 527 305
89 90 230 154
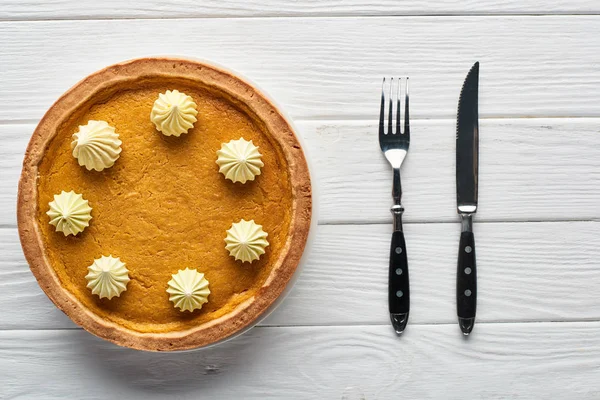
457 230 476 335
389 230 410 329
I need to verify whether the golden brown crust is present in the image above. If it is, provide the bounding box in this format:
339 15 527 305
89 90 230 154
17 57 312 351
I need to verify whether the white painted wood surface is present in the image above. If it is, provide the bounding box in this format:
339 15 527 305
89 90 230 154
1 1 599 398
1 323 600 399
1 0 599 19
2 17 600 122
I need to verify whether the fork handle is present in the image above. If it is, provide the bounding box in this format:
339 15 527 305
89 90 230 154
389 228 410 333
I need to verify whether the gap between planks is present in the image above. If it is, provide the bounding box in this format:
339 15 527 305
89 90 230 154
0 218 597 231
318 217 599 226
1 12 600 23
2 318 600 332
3 116 600 126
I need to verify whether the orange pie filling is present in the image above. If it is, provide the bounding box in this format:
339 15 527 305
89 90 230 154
36 80 293 333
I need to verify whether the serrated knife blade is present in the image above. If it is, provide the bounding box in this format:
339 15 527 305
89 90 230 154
455 62 479 336
456 62 479 213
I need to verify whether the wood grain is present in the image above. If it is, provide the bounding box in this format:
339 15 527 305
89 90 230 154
2 220 599 329
1 323 599 399
1 16 600 121
1 0 598 20
3 119 599 226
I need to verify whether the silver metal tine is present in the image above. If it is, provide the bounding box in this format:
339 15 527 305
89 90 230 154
396 79 401 135
388 78 393 134
404 77 410 139
379 78 386 136
378 77 410 143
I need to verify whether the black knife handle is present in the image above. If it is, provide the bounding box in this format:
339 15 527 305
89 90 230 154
457 230 477 334
389 230 410 316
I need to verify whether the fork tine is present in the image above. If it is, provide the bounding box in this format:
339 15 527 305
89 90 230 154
396 79 401 135
379 78 386 136
404 77 410 139
388 78 393 134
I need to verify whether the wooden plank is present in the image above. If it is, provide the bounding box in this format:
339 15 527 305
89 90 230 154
3 118 599 226
1 0 598 20
306 118 600 224
0 123 23 226
1 17 599 121
1 323 599 399
2 220 599 329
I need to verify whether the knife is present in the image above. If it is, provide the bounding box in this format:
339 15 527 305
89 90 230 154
456 62 479 335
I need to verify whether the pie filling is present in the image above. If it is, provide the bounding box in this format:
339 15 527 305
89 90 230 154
36 80 293 333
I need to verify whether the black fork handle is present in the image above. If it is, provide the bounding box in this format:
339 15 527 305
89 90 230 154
389 200 409 334
389 230 410 318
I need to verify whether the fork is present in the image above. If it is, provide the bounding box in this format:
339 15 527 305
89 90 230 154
379 77 410 334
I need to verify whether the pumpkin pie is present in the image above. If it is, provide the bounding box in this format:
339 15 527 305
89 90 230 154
17 58 312 351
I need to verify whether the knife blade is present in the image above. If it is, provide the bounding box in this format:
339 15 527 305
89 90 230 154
456 61 479 335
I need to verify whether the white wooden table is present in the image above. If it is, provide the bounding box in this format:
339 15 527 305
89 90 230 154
1 1 600 398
